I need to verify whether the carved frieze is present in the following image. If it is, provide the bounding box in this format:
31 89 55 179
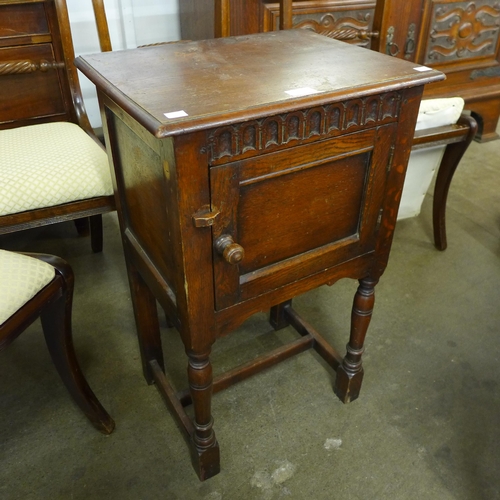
425 0 500 63
207 92 401 164
262 4 376 47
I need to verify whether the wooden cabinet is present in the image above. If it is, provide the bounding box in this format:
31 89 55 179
0 0 80 130
76 30 442 479
372 0 500 141
180 0 500 141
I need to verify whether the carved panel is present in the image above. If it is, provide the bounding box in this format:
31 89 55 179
262 2 376 47
207 92 401 164
424 0 500 64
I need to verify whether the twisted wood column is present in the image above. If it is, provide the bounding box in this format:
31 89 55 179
0 59 64 76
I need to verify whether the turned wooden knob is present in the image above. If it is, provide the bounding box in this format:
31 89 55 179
215 234 244 265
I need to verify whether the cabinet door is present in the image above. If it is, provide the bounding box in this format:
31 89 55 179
210 124 396 310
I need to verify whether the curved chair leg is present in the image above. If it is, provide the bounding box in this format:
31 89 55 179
39 257 114 434
433 114 478 250
89 214 104 253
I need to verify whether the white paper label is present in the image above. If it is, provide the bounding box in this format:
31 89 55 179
413 66 432 72
164 110 188 119
285 87 320 97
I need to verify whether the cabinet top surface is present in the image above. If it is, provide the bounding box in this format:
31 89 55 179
75 30 443 138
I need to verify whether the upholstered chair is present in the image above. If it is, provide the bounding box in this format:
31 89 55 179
0 122 113 251
0 0 115 252
0 249 115 434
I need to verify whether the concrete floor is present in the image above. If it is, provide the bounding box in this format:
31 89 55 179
0 132 499 500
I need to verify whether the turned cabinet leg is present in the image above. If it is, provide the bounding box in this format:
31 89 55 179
335 277 378 404
187 350 220 481
269 300 292 330
128 263 164 384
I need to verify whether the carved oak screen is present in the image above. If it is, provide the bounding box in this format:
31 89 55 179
178 0 500 140
419 0 500 65
261 1 377 47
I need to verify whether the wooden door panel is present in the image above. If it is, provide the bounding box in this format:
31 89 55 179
211 123 396 309
237 152 368 273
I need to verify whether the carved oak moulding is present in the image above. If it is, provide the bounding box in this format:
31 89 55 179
265 6 378 46
208 92 401 164
425 0 500 63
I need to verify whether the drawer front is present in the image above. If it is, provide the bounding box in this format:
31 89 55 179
0 3 49 45
0 44 66 125
211 124 396 310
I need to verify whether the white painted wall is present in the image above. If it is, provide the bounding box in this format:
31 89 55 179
66 0 180 127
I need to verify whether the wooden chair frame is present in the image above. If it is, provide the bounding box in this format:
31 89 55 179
0 0 115 252
412 113 478 250
0 253 114 434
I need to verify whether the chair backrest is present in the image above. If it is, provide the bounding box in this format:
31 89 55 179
91 0 112 52
273 1 377 45
0 0 111 133
215 0 231 38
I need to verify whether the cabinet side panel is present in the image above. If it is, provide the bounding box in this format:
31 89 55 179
108 111 177 297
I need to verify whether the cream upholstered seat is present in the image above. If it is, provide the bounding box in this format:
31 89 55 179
398 97 465 220
415 97 465 131
0 122 113 216
0 250 55 325
0 249 114 434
